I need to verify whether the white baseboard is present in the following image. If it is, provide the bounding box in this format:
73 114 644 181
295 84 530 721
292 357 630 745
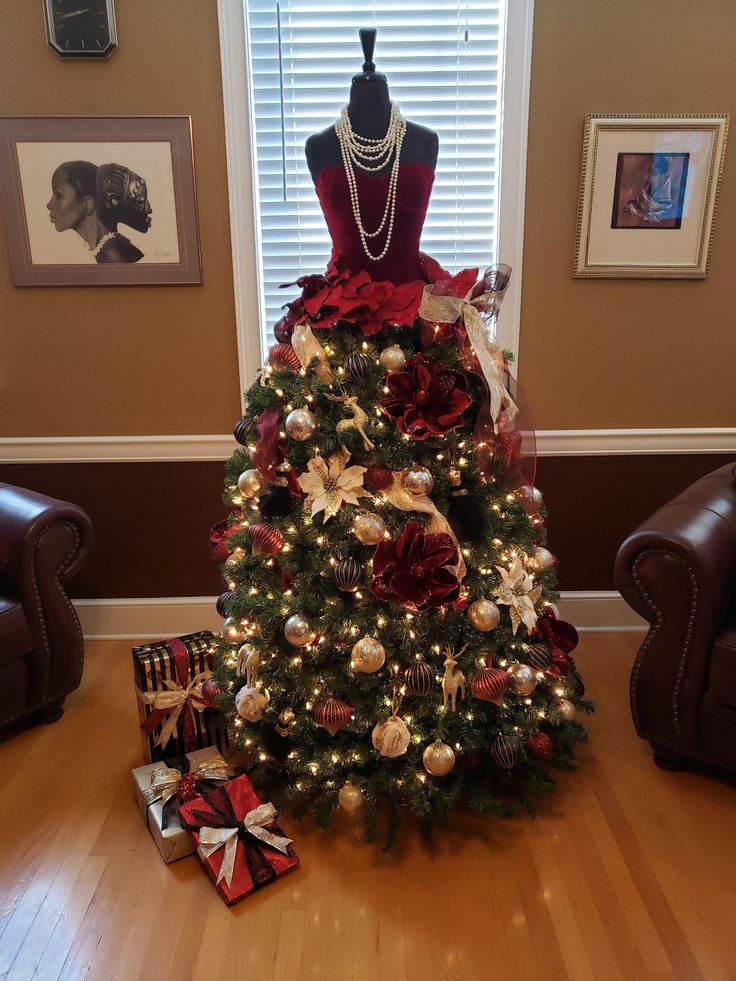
74 590 646 640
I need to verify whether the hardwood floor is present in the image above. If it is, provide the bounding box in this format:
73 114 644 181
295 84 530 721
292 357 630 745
2 633 736 980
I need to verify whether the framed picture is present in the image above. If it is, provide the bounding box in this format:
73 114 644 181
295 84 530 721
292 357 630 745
0 116 202 286
573 113 729 279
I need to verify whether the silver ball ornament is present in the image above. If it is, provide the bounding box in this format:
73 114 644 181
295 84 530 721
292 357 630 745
559 698 576 721
422 740 456 776
378 344 407 373
519 485 544 509
237 468 263 499
354 511 386 545
222 617 247 643
507 663 538 696
338 780 364 813
401 465 434 496
468 599 501 631
285 408 318 441
235 684 270 722
350 636 386 673
532 546 555 571
284 613 317 647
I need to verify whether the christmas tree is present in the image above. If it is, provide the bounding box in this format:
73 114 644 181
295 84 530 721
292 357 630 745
212 259 591 850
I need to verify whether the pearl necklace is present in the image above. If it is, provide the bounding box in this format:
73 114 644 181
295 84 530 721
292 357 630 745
334 102 406 262
85 231 116 257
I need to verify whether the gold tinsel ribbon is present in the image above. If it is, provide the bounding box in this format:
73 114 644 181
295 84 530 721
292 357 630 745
381 473 467 583
139 670 211 750
291 321 332 383
418 283 518 433
197 803 293 888
141 756 233 808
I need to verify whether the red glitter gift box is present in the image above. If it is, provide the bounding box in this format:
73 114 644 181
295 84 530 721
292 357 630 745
178 774 299 906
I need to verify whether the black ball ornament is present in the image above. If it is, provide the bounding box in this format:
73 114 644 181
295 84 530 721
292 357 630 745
490 734 521 769
216 591 232 618
343 352 373 384
333 557 362 592
404 661 436 697
233 418 255 445
526 642 552 671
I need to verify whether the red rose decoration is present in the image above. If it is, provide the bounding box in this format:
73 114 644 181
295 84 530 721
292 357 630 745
369 521 460 611
379 353 472 441
209 509 244 561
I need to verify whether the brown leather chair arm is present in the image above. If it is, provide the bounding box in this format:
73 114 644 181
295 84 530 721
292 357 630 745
0 483 93 708
614 464 736 754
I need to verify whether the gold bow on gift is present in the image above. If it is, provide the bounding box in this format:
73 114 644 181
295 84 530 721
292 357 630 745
141 756 232 808
418 279 518 433
139 670 211 750
197 803 293 888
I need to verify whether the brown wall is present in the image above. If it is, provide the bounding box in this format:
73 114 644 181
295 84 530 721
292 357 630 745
519 0 736 429
0 0 241 437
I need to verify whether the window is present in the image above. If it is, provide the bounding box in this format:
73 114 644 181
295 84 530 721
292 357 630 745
243 1 508 352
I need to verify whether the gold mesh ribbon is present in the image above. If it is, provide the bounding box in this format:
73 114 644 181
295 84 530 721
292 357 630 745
139 670 211 750
197 803 293 888
418 283 518 433
380 473 467 583
291 321 332 383
141 755 232 808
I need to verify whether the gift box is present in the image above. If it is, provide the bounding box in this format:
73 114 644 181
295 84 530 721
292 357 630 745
131 747 233 864
133 632 231 763
178 774 299 906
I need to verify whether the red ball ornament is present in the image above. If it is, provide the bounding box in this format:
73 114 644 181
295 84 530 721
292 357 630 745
268 343 301 373
248 522 284 556
527 732 553 760
201 678 221 709
312 697 352 736
274 313 295 343
364 464 394 492
471 667 509 706
177 772 198 803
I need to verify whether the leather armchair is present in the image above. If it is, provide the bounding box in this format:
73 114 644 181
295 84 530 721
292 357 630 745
615 463 736 774
0 483 92 727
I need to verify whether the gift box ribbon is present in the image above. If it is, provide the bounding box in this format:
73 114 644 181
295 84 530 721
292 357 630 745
196 802 293 889
139 637 212 752
141 754 233 827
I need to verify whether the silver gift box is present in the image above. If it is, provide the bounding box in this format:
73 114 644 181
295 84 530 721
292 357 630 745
131 747 230 864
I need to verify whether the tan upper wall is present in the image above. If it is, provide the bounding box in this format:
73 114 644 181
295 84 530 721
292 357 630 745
1 0 733 437
0 0 242 436
518 0 735 429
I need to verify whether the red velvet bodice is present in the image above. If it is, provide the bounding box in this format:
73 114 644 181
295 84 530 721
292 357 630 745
315 162 435 286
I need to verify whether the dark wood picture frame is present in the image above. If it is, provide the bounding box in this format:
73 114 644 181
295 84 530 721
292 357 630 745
0 115 202 286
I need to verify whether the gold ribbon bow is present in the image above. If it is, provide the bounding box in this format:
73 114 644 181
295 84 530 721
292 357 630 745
141 756 232 808
418 281 518 433
197 802 293 888
139 670 211 750
380 473 467 583
260 321 332 386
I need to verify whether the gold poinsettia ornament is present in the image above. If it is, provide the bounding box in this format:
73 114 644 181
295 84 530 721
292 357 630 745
493 556 542 635
297 447 372 523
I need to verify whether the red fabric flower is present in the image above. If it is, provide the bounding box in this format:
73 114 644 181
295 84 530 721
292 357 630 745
369 521 460 611
379 353 472 440
209 509 244 561
528 607 579 677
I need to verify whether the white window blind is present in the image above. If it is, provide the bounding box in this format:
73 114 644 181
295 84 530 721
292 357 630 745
243 1 506 351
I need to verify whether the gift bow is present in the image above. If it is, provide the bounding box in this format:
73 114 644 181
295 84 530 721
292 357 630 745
418 276 518 433
141 756 232 808
139 670 211 750
197 802 293 888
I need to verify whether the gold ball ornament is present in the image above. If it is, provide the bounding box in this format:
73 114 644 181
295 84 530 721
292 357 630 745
350 636 386 673
372 715 411 758
507 663 538 696
468 599 501 631
284 613 317 647
235 684 270 722
531 546 555 571
354 511 386 545
559 698 576 721
338 780 364 813
237 468 263 499
422 740 456 776
378 344 407 373
222 617 247 643
285 408 318 441
401 465 434 496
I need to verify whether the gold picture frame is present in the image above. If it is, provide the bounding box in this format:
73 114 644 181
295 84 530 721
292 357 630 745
573 113 728 279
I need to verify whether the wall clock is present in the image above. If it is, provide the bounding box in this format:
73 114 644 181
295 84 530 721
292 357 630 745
43 0 118 59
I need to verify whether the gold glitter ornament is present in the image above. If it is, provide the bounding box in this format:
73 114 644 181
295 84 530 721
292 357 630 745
354 511 386 544
422 740 456 776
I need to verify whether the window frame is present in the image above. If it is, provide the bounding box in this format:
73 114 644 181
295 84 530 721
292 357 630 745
217 0 534 410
